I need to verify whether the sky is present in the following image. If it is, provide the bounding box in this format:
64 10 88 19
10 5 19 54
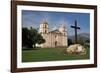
22 10 90 36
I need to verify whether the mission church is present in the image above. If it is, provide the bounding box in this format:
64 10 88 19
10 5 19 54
37 19 68 48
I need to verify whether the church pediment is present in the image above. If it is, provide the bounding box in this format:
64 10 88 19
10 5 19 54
49 30 61 34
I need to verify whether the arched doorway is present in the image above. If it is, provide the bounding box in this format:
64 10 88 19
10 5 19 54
55 41 57 47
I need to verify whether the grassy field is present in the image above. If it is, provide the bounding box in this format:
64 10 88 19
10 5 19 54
22 47 90 62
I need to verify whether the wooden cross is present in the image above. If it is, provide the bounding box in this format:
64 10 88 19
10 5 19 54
71 20 80 44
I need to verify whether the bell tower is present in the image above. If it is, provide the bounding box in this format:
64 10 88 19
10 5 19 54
39 18 48 34
59 24 66 35
59 24 68 47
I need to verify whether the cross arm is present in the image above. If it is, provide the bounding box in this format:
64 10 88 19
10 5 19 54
71 26 80 29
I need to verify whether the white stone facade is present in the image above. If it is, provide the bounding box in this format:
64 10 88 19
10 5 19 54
38 19 68 48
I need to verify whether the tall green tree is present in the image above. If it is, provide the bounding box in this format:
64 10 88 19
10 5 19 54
22 28 29 47
22 27 45 48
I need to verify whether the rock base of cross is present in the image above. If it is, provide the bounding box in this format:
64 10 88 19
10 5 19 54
66 44 86 55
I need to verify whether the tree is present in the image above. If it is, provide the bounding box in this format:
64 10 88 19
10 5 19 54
68 38 73 46
22 27 45 48
22 28 29 47
77 37 90 48
37 34 45 44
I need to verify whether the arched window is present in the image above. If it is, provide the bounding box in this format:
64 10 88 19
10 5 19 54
55 35 57 38
45 24 47 28
45 30 46 33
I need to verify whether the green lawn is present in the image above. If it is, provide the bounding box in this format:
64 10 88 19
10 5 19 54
22 47 90 62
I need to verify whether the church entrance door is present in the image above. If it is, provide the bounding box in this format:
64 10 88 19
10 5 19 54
55 41 57 47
